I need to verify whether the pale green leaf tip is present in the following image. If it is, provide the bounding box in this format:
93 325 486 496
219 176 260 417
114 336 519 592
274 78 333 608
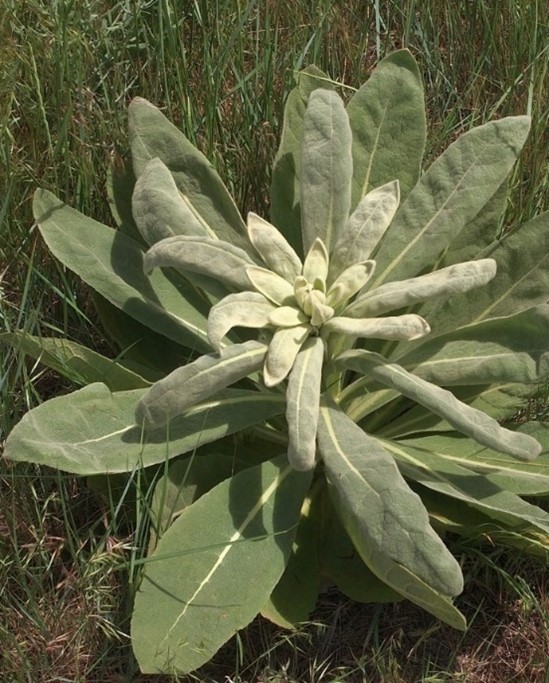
129 96 156 112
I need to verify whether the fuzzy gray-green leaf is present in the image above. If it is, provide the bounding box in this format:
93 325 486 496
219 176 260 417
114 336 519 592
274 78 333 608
325 315 430 341
397 425 549 497
144 235 256 292
372 117 531 287
328 180 399 282
270 66 335 255
346 259 497 318
347 49 425 206
317 404 465 627
336 350 542 461
128 97 250 252
132 456 312 674
246 212 302 282
132 157 213 245
246 265 296 305
33 189 212 353
380 436 549 530
207 292 276 350
302 237 329 284
300 89 352 253
286 337 324 471
427 211 549 333
136 340 267 429
3 383 284 475
326 261 376 308
0 332 149 391
264 325 311 387
397 305 549 386
268 306 308 328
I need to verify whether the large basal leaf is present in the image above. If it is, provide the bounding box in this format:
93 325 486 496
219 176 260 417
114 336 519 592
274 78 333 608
377 435 549 532
371 117 531 287
426 211 549 333
437 179 509 268
149 452 248 551
300 89 352 254
262 486 322 628
396 305 549 386
347 49 426 206
93 294 188 379
317 403 465 629
322 490 403 604
34 189 212 354
376 383 537 439
106 157 145 246
270 66 334 256
131 456 313 674
419 486 549 559
136 340 268 429
0 332 150 391
397 425 549 497
132 157 214 244
336 350 541 460
128 97 251 253
3 383 284 475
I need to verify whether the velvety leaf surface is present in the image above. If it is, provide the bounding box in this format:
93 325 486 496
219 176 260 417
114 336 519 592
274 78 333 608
325 314 430 341
34 189 212 353
328 180 399 282
347 259 496 318
317 404 465 627
207 292 275 350
286 337 324 471
427 211 549 333
264 325 311 387
246 212 302 282
397 305 549 386
136 341 268 429
262 488 322 627
437 179 509 267
270 66 334 255
0 332 149 391
144 235 257 292
4 383 284 475
376 383 537 438
372 117 530 287
128 97 250 252
336 350 541 460
131 456 312 674
397 426 549 497
149 453 247 550
347 49 426 206
322 493 403 604
300 89 352 253
377 435 549 530
132 157 214 244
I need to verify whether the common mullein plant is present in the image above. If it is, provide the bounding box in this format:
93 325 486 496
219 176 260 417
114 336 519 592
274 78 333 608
4 51 549 674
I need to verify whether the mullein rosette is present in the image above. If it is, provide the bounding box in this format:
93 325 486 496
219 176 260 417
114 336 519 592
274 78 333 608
135 88 541 473
7 51 548 676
